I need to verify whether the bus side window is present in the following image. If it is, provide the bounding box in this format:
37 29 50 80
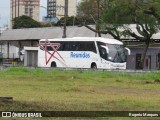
90 42 96 53
65 42 71 51
56 41 97 52
59 42 65 51
85 42 96 53
75 43 81 51
75 42 86 51
47 46 53 51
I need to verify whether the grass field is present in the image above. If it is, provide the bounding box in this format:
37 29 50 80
0 67 160 120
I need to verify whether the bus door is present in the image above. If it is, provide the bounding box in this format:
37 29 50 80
99 46 108 65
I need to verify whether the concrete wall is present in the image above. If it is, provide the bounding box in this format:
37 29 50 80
0 44 19 59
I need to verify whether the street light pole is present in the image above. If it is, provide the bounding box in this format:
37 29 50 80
95 0 101 37
65 0 68 16
62 0 68 38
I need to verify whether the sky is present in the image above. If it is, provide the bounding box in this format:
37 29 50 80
0 0 47 27
0 0 81 28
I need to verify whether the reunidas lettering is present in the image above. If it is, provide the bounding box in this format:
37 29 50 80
70 52 90 58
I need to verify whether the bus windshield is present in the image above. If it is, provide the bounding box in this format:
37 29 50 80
97 42 126 63
107 44 126 63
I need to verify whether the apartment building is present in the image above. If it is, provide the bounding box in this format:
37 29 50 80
47 0 77 19
10 0 40 27
47 0 56 18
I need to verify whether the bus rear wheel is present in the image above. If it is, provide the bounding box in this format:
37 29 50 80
91 63 97 69
51 62 56 67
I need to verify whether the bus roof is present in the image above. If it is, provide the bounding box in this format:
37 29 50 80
40 37 123 45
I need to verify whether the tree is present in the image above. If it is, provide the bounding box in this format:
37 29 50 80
78 0 107 37
78 0 102 19
13 15 42 29
56 16 85 26
102 0 160 69
79 0 160 69
78 0 122 38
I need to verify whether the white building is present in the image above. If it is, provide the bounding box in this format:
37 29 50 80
10 0 40 28
56 0 77 18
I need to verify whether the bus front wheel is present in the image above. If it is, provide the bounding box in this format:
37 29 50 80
51 62 57 67
91 63 97 69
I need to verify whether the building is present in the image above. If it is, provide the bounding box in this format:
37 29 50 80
10 0 40 28
47 0 77 19
0 26 96 59
56 0 77 17
47 0 56 18
127 45 160 70
1 25 160 69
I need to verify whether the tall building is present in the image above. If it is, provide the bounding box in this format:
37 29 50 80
10 0 40 28
47 0 77 19
47 0 56 18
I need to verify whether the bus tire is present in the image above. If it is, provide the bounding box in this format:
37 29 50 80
91 63 97 69
51 62 56 67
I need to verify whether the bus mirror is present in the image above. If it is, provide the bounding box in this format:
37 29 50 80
106 47 109 54
101 45 109 54
125 47 131 55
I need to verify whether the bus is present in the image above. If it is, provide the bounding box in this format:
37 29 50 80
38 37 130 69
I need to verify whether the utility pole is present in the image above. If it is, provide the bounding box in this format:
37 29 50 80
62 0 68 38
96 0 101 37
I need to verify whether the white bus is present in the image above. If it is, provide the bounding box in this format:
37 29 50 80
38 37 130 69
